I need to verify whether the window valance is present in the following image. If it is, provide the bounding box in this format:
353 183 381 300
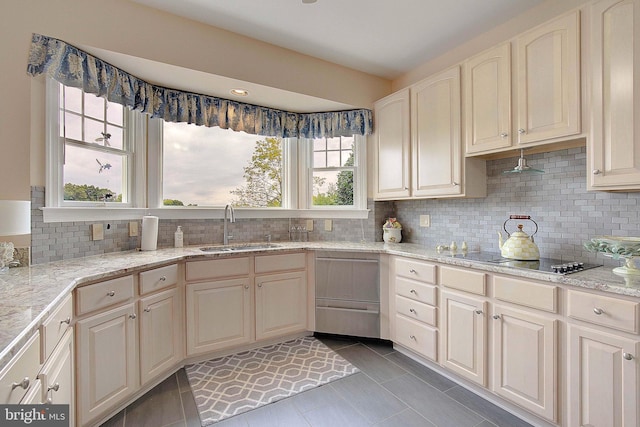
26 33 373 138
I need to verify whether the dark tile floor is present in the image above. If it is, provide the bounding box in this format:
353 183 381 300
100 336 533 427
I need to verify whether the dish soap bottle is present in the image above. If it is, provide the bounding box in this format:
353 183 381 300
174 226 184 248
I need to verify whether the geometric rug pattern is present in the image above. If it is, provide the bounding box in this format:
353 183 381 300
185 336 359 425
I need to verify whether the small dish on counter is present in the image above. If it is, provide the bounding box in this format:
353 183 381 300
584 236 640 277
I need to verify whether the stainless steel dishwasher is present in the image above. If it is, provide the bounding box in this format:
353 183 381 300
315 251 380 338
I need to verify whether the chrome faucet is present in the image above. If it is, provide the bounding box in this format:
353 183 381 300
223 204 236 245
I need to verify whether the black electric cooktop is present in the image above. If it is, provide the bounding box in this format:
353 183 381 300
447 252 601 275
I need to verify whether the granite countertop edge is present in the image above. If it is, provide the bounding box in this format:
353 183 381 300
0 241 637 371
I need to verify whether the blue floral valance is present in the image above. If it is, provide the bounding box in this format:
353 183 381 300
26 33 372 138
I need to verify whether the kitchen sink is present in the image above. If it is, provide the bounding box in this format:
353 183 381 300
200 243 280 253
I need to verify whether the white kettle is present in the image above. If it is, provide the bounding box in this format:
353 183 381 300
497 215 540 260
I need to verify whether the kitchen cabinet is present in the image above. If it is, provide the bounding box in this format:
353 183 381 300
255 271 307 340
76 302 138 425
515 11 581 145
588 0 640 190
186 278 252 355
38 329 74 424
464 43 513 154
0 332 41 404
568 324 639 427
411 66 486 198
139 288 183 384
372 89 411 199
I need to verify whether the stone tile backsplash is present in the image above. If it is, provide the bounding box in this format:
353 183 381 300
29 146 639 267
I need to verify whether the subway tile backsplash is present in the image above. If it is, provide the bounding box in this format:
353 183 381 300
30 147 639 267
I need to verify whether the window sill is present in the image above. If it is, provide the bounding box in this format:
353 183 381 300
41 207 370 223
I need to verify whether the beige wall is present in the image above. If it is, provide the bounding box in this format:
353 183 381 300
2 0 390 203
391 0 591 90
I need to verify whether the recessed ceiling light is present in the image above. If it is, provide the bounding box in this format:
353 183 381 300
230 88 249 97
302 0 317 4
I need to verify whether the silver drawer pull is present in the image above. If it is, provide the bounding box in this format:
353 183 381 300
107 290 116 297
593 307 604 315
60 317 71 325
11 377 29 390
409 269 417 274
47 383 60 392
410 289 417 294
409 335 417 341
159 276 167 281
500 132 508 138
409 308 417 314
475 309 483 315
623 352 634 361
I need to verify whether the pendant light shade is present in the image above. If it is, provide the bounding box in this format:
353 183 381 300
503 149 544 174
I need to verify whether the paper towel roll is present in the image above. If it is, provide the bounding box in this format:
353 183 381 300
141 216 159 251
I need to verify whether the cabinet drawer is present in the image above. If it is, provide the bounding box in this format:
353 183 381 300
40 294 73 362
567 290 640 334
396 277 437 305
394 314 437 361
140 264 178 295
186 257 250 281
440 266 486 295
76 275 134 316
255 252 306 274
396 296 437 326
0 332 41 404
395 257 436 284
494 276 557 313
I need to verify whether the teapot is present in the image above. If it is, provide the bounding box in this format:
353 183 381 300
498 215 540 260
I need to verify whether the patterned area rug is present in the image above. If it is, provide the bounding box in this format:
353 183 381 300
185 336 359 425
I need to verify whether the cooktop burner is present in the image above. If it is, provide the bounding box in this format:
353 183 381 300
448 252 601 275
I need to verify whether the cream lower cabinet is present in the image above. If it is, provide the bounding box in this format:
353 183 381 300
76 302 138 426
139 288 183 384
0 332 41 404
186 278 252 355
588 0 640 190
492 304 557 421
568 325 639 427
255 271 307 341
39 328 74 425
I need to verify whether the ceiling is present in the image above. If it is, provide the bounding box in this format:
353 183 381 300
131 0 544 80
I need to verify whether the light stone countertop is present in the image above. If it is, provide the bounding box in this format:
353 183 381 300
1 241 638 372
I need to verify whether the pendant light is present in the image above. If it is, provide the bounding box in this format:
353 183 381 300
503 149 544 174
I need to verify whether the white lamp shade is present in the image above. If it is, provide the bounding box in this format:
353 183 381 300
0 200 31 236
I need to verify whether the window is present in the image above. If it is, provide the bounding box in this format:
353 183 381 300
311 136 356 207
45 80 145 208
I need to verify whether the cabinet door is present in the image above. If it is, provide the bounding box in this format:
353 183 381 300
186 278 251 356
440 290 486 385
589 0 640 189
139 288 183 384
39 329 74 427
411 66 462 197
373 89 411 199
76 303 138 426
568 325 639 427
256 272 307 341
492 305 557 422
465 43 512 154
515 11 580 144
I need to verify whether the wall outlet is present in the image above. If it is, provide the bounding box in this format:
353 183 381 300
306 219 314 231
91 223 104 241
324 220 333 231
419 214 431 227
129 222 139 237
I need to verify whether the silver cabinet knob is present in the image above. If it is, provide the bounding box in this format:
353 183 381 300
143 307 151 312
492 314 501 320
60 317 71 325
623 352 634 361
11 377 29 390
159 276 167 281
452 182 459 186
518 128 526 134
404 187 409 190
257 283 263 288
129 313 137 319
244 285 249 290
500 132 508 138
592 169 602 175
107 290 115 297
47 383 60 392
593 307 604 315
475 309 483 315
409 308 417 314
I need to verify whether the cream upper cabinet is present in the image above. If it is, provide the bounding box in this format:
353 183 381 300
372 89 411 199
464 43 513 154
588 0 640 190
515 11 581 145
411 67 486 198
568 324 639 427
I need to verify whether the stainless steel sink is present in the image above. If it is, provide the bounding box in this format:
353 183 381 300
200 243 280 253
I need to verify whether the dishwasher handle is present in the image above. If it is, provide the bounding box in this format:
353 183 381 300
316 257 379 263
